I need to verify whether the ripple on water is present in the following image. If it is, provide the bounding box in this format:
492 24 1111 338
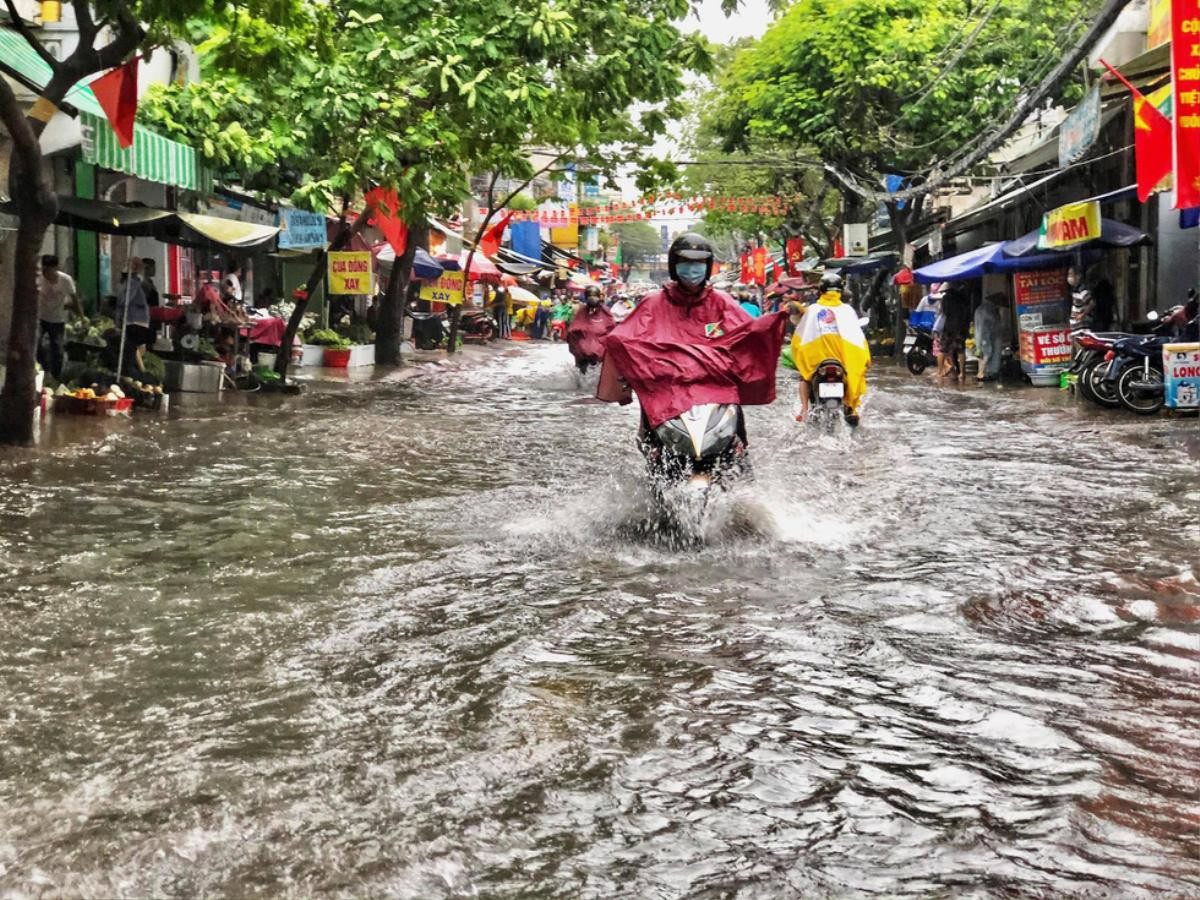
0 351 1198 896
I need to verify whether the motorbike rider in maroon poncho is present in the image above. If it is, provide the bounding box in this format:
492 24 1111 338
597 232 787 435
566 284 614 373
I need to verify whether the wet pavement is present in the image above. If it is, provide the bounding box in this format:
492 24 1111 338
1 345 1198 897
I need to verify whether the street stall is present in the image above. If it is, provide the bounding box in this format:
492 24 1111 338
1000 206 1150 385
10 194 282 401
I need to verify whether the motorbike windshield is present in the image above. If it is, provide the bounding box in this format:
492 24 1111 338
598 285 787 427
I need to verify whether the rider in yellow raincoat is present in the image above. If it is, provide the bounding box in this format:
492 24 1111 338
792 272 870 422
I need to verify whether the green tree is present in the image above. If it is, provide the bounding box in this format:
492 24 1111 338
142 0 714 365
610 221 662 279
0 0 296 446
710 0 1104 240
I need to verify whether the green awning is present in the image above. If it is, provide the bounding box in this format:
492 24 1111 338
0 27 208 192
0 195 279 249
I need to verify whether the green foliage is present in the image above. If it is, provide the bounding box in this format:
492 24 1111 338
711 0 1100 190
610 221 662 265
140 0 714 217
304 327 349 348
507 193 537 212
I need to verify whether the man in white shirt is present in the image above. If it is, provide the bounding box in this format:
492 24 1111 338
221 260 244 310
37 254 82 378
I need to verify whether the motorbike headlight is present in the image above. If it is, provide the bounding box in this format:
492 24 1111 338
654 419 696 458
703 405 739 456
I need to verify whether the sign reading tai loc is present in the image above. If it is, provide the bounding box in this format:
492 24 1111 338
1014 269 1071 381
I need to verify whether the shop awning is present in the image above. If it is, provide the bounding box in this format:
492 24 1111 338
823 252 898 275
914 243 1081 284
1002 218 1151 257
1 195 278 248
0 27 208 192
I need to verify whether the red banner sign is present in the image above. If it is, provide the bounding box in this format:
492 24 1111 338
739 252 752 285
1171 0 1200 207
752 247 767 285
785 237 806 275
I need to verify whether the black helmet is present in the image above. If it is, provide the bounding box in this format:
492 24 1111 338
584 284 602 303
819 271 844 293
668 232 714 285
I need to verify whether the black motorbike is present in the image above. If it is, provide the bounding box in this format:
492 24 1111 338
809 358 857 433
903 323 935 375
1068 331 1133 408
1100 307 1183 415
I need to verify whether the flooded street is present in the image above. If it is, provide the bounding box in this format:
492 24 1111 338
1 345 1198 897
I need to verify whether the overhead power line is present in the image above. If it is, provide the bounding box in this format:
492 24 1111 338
829 0 1138 205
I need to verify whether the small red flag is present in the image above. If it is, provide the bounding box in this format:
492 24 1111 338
365 187 408 257
89 57 139 148
479 210 513 257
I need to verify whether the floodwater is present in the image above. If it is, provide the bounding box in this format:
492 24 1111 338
1 346 1197 897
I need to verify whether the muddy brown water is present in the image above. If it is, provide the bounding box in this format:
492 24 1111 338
1 347 1197 897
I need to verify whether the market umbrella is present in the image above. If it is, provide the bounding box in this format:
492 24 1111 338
373 243 445 279
447 251 502 283
507 286 541 306
1001 218 1151 257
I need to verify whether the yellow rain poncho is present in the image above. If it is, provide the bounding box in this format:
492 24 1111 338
791 292 871 412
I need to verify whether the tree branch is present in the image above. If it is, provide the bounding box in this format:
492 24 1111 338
4 0 60 71
71 0 98 44
0 72 41 164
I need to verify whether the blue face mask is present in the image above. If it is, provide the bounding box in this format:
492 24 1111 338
676 262 707 287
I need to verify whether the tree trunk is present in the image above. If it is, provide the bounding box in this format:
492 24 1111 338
445 302 463 353
274 211 367 379
375 221 423 366
0 142 56 446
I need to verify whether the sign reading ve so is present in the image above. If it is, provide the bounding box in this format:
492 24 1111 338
327 251 374 295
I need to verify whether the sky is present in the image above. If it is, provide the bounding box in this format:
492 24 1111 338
614 0 774 204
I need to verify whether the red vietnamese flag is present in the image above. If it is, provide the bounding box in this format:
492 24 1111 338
1102 59 1172 202
785 237 805 275
88 57 139 148
479 210 514 257
365 186 408 256
739 251 752 284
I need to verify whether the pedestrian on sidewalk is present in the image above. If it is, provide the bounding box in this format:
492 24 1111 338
494 287 512 338
938 282 971 385
37 254 82 380
974 292 1004 382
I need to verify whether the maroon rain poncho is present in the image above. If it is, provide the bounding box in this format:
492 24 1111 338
566 303 614 365
597 282 787 427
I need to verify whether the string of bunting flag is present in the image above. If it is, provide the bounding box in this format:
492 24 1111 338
481 193 804 225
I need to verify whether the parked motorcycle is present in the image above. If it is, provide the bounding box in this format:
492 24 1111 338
903 323 935 375
1100 308 1181 415
1069 331 1133 408
458 308 497 342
